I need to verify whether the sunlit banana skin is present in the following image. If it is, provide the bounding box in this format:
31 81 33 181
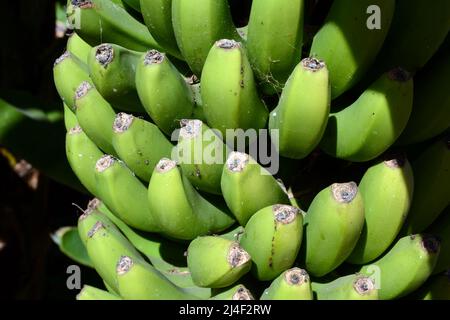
304 182 365 277
310 0 395 99
140 0 180 58
268 57 330 159
76 285 122 300
347 156 414 264
359 234 440 300
66 0 162 52
147 158 235 240
320 68 413 162
246 0 305 93
66 32 92 64
187 236 252 288
240 205 303 281
74 81 117 155
94 155 161 232
111 113 173 182
220 152 289 226
172 0 239 76
426 207 450 275
175 119 230 195
260 268 313 300
87 43 144 112
201 39 268 137
135 50 194 136
53 51 93 110
401 136 450 234
312 275 378 300
63 103 79 131
209 285 254 300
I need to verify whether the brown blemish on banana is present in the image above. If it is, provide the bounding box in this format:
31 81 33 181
331 182 358 203
144 50 165 65
227 243 251 268
54 51 71 66
116 256 134 275
113 113 134 133
273 205 299 224
216 39 240 50
156 158 177 173
226 152 249 172
75 81 92 100
179 119 202 139
302 57 325 72
95 155 116 173
353 276 376 295
72 0 94 9
421 235 440 254
68 125 83 135
95 44 114 67
384 153 406 168
87 198 102 211
87 221 105 238
232 286 254 300
285 268 309 286
388 67 411 82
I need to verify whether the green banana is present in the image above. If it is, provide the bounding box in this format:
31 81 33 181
359 234 440 300
94 155 161 232
66 32 92 64
116 255 199 300
320 68 413 162
187 236 252 288
87 43 144 112
240 205 303 281
427 207 450 275
63 103 79 131
171 0 240 76
375 0 450 73
53 51 93 110
140 0 180 58
135 50 194 136
147 158 235 240
65 126 104 195
268 57 330 159
175 119 230 195
220 151 289 226
123 0 141 12
304 182 365 277
76 285 122 300
310 0 395 99
200 39 268 137
397 52 450 145
210 285 254 300
413 272 450 300
111 112 173 182
401 136 450 234
66 0 163 52
51 226 93 268
312 274 378 300
74 81 117 155
246 0 305 93
347 155 414 264
260 268 313 300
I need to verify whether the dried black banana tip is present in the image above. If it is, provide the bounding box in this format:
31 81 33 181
156 158 177 173
232 286 254 300
227 244 251 268
302 57 326 71
54 51 71 67
96 44 114 67
273 205 299 224
144 50 165 65
113 113 134 133
388 67 411 82
353 277 375 295
383 153 406 168
216 39 240 50
116 256 134 275
226 152 249 172
95 155 117 173
331 182 358 203
179 119 202 139
421 235 440 254
285 268 309 285
75 81 93 100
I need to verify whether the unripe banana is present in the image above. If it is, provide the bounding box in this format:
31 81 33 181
320 68 413 162
65 126 104 195
268 57 330 159
240 205 303 281
135 50 194 136
94 155 161 232
312 274 379 300
187 236 252 288
87 43 144 112
210 285 254 300
76 285 122 300
123 0 140 12
347 155 414 264
53 51 92 110
220 152 289 226
66 0 162 52
147 158 235 240
427 207 450 275
116 255 199 300
304 182 365 277
246 0 305 93
74 81 117 155
401 136 450 234
397 53 450 145
171 0 239 76
140 0 180 58
111 113 173 182
359 234 440 300
63 103 79 131
175 119 230 195
201 39 268 137
413 272 450 300
66 32 92 64
310 0 395 99
77 202 115 246
260 268 313 300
